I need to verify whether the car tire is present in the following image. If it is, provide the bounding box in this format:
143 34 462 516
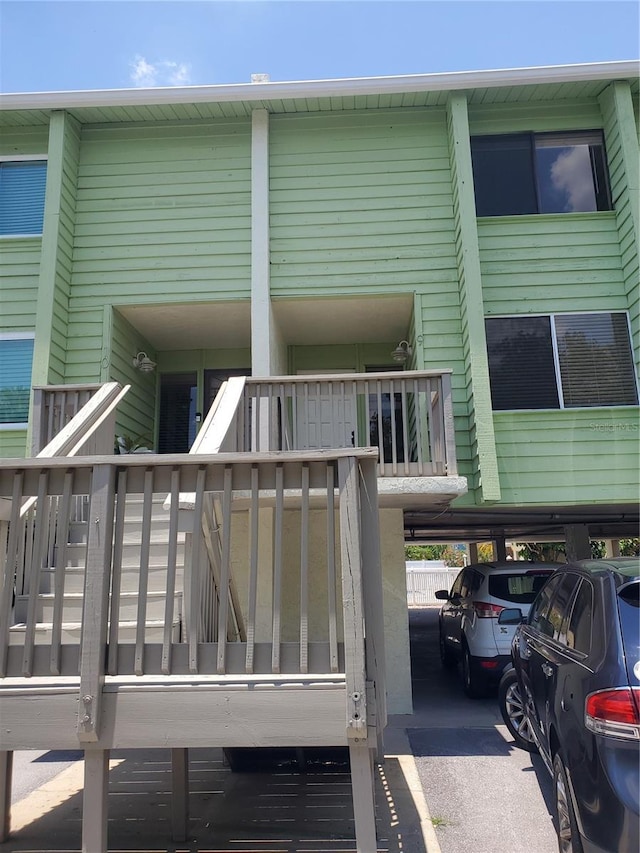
498 668 538 753
553 753 583 853
461 643 486 698
439 627 457 669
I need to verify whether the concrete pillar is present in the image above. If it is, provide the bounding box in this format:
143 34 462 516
468 542 479 564
494 537 507 562
604 539 621 558
564 525 591 561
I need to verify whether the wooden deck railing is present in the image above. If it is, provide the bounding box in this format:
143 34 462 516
231 370 457 477
0 450 385 851
0 448 384 698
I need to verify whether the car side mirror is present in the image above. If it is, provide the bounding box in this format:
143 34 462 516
434 589 450 601
498 608 524 625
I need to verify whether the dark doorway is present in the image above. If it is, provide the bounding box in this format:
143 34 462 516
158 372 198 453
204 369 248 413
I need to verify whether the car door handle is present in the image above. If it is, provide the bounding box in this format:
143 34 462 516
542 663 554 678
519 640 532 659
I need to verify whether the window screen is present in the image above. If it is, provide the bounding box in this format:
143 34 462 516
555 313 638 407
471 134 538 217
0 336 34 424
0 161 47 236
486 313 638 411
485 316 559 410
471 131 611 218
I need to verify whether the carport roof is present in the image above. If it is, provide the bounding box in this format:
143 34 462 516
404 503 640 543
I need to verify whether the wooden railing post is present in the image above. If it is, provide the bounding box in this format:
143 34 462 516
77 463 115 743
358 456 387 753
440 372 458 475
337 456 367 738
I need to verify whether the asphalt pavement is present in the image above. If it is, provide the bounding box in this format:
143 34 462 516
3 607 558 853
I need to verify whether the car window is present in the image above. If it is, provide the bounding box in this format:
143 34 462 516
528 574 562 637
546 573 582 642
488 570 554 604
565 579 593 654
618 581 639 683
461 569 483 597
450 571 464 597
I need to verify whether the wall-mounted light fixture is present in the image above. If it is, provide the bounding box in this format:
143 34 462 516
132 352 156 373
391 341 412 364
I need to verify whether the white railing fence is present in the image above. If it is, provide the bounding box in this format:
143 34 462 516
406 563 460 605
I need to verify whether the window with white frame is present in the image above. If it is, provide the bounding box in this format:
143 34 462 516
0 334 35 426
470 131 612 217
0 159 47 236
485 313 638 410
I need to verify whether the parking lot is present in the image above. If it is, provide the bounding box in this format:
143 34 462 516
401 606 558 853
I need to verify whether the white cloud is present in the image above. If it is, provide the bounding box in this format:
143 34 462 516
130 55 192 88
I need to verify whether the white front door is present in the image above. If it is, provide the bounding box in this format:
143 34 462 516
295 370 357 450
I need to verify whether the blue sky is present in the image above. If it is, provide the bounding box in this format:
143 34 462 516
0 1 638 93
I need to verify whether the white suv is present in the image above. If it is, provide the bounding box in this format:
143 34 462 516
435 562 559 697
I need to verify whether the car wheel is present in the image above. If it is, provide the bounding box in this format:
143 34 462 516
439 627 457 669
498 668 538 753
461 644 486 698
553 753 583 853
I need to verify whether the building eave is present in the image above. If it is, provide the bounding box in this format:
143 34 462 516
1 60 638 111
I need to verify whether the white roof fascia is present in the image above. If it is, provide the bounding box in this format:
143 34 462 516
1 60 638 111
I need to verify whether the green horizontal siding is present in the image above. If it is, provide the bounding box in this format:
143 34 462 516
494 409 640 504
0 429 28 459
0 239 40 330
269 109 458 296
71 120 251 302
468 99 603 135
599 83 640 371
64 119 252 382
109 309 155 447
479 214 627 314
0 126 48 156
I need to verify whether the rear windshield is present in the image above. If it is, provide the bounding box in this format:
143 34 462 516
618 581 640 687
488 572 555 604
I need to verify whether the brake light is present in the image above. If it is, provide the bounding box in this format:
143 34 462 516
472 601 504 618
585 688 640 741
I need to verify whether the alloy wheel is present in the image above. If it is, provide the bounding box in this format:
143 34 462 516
555 767 573 853
504 680 535 745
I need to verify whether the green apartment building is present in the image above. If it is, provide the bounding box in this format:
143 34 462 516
1 61 638 715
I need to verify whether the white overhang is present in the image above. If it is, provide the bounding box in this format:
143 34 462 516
1 60 638 111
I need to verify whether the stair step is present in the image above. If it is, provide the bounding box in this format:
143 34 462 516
9 618 181 645
34 590 183 623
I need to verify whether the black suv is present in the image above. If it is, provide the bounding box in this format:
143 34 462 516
499 558 639 853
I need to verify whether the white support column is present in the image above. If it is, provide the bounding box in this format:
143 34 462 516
564 525 592 562
251 108 272 379
82 749 109 853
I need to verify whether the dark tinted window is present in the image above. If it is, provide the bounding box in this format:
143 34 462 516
529 575 562 637
546 573 581 642
450 571 464 597
471 130 611 218
485 313 637 411
486 316 559 410
488 571 554 604
460 569 483 598
471 134 537 217
618 582 639 684
566 579 593 654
